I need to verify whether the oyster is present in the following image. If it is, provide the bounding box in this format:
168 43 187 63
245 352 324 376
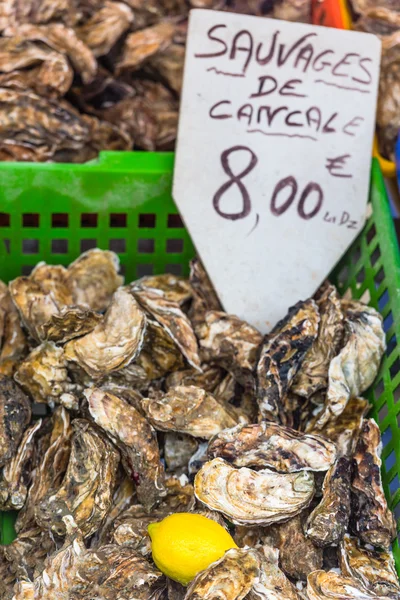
142 385 237 439
35 419 119 538
292 284 344 398
189 257 222 326
0 418 42 510
316 396 370 457
351 419 396 549
194 458 314 525
86 387 165 510
91 475 135 547
188 441 209 476
307 570 381 600
137 318 185 380
65 289 146 378
305 457 352 547
66 249 123 312
339 535 400 598
132 286 201 371
15 342 79 408
0 281 26 376
164 432 199 473
184 547 260 600
311 302 385 430
208 422 336 473
76 1 134 57
165 365 224 393
15 407 72 533
249 545 302 600
0 376 31 467
42 306 103 344
117 21 177 73
134 274 193 306
256 300 320 422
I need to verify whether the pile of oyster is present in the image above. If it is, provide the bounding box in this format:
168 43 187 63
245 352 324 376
0 0 311 161
0 249 398 599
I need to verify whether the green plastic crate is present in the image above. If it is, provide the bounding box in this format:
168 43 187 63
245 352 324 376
0 153 399 569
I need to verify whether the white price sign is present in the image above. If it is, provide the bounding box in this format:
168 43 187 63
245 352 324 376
173 9 381 333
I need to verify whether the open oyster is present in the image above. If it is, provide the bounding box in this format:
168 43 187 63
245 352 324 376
184 547 260 600
35 419 119 538
249 545 302 600
305 457 352 547
85 387 165 510
316 396 370 457
307 570 381 600
142 385 237 439
0 281 26 376
311 302 385 430
188 257 222 326
351 419 396 549
0 376 31 467
66 249 123 312
257 300 320 422
207 422 336 473
194 458 314 525
292 284 344 398
64 288 146 378
0 418 42 510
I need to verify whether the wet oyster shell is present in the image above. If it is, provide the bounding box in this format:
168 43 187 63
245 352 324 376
15 342 79 408
35 419 119 538
66 249 123 312
188 441 209 476
142 385 237 439
132 287 201 371
351 419 396 549
311 302 385 430
194 458 314 525
183 547 260 600
65 289 146 378
307 570 380 600
305 457 352 547
0 280 27 376
256 299 320 422
189 257 222 327
316 396 370 457
249 545 302 600
292 284 344 398
208 422 336 473
134 273 193 306
339 534 400 598
164 432 199 473
86 387 165 511
0 376 31 467
0 418 42 510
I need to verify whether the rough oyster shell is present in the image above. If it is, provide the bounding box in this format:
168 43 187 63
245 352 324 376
85 387 165 511
90 476 135 548
307 570 381 600
256 299 320 422
0 376 31 467
0 280 27 376
305 457 352 547
136 318 185 381
351 419 396 549
339 534 400 598
164 432 199 473
183 547 260 600
35 419 119 538
66 249 123 312
41 305 103 344
316 396 370 457
188 257 222 327
311 302 385 430
292 284 344 398
0 418 42 510
142 385 237 439
194 457 314 525
249 545 302 600
208 422 336 473
165 365 224 393
65 288 146 378
75 1 134 57
134 273 193 306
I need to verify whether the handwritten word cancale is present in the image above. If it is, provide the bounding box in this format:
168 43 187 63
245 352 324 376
173 9 381 333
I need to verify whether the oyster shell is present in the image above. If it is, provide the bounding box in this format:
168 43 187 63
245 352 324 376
134 274 193 306
76 1 134 57
339 534 400 598
351 419 396 549
137 318 185 381
86 387 165 511
65 288 146 378
0 376 31 467
132 286 201 371
307 570 381 600
316 397 370 457
0 418 42 510
15 407 72 533
292 284 344 398
188 257 222 327
256 300 320 422
142 385 237 439
91 475 135 548
0 280 27 376
194 457 314 525
165 365 224 393
164 432 199 473
208 422 336 473
305 457 352 547
35 418 119 538
249 545 302 600
66 249 123 312
311 302 385 430
188 441 209 476
183 547 260 600
15 342 79 408
42 305 103 344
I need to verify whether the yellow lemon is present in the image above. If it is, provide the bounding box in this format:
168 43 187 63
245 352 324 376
148 512 237 585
